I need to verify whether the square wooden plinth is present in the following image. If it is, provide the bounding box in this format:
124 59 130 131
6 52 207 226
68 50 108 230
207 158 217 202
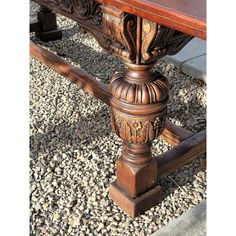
109 182 162 218
35 30 62 42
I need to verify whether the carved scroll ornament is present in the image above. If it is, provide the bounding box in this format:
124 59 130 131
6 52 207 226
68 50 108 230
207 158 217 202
71 0 102 24
42 0 102 24
99 8 193 64
35 0 193 64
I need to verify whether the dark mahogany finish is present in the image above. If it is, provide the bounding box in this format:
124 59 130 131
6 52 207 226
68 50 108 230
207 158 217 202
30 0 206 217
97 0 206 39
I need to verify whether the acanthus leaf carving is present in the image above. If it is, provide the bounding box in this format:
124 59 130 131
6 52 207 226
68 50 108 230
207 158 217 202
140 19 193 64
147 121 155 141
37 1 193 64
121 14 137 62
102 7 137 62
125 121 132 142
141 121 149 143
113 115 166 144
101 12 193 64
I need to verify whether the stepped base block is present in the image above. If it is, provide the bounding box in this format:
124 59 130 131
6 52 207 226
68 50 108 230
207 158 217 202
35 29 62 42
109 182 162 218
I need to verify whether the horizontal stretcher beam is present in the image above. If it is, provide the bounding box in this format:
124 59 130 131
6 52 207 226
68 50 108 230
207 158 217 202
30 41 110 105
156 129 206 180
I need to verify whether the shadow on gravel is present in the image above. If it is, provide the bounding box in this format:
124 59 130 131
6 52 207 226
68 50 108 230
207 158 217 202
30 105 113 160
61 25 82 39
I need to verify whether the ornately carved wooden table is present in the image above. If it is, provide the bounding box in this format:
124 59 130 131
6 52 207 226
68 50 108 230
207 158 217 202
30 0 206 218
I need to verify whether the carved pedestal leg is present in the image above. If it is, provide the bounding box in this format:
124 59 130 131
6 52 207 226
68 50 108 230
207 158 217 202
30 3 197 217
109 64 168 217
35 6 62 42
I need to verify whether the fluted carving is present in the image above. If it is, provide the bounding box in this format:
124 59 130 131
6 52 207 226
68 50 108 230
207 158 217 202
110 71 168 104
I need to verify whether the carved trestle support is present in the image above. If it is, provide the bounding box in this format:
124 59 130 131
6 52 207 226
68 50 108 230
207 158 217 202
32 0 195 217
110 65 168 199
103 7 193 216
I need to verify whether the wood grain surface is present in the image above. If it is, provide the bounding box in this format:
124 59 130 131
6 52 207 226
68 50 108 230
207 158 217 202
97 0 206 39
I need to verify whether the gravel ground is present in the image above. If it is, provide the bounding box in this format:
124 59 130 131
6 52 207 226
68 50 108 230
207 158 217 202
30 2 206 236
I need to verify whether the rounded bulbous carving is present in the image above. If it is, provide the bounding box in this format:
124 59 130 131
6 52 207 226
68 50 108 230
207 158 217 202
110 71 168 104
110 68 168 144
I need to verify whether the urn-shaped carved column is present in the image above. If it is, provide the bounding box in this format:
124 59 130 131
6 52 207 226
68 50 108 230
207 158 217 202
110 63 169 199
106 12 193 217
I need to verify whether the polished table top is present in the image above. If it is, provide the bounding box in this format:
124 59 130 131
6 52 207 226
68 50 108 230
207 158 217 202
97 0 206 39
34 0 206 39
